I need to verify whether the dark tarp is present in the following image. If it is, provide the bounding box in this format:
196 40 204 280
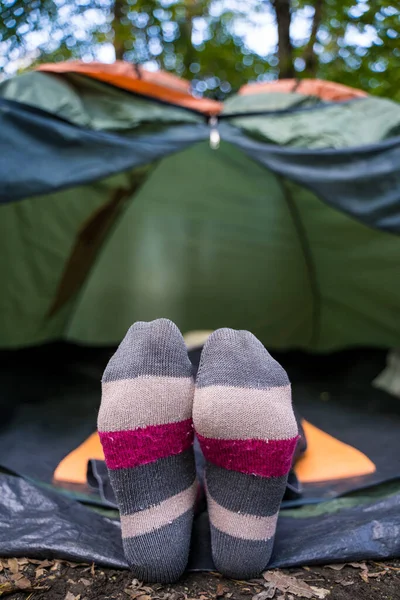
1 99 400 233
0 98 208 203
1 472 399 570
221 125 400 235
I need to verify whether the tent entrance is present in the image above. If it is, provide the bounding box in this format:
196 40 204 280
0 343 399 568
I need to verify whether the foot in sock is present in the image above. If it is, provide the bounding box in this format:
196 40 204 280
98 319 197 583
193 329 298 579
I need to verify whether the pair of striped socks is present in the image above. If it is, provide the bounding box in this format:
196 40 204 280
98 319 298 583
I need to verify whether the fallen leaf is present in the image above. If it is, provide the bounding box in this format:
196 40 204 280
7 559 19 574
37 559 54 569
367 571 387 578
374 563 400 571
91 563 95 577
65 592 80 600
125 591 147 599
252 588 276 600
349 562 368 570
340 581 354 587
310 587 330 599
0 581 15 595
216 583 226 597
11 572 24 582
15 577 32 590
79 578 92 586
35 568 45 578
359 572 369 584
326 565 345 571
17 558 29 566
262 571 330 599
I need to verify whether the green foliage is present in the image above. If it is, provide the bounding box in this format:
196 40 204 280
0 0 399 100
296 0 400 101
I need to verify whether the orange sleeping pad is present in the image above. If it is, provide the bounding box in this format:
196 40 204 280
54 420 375 486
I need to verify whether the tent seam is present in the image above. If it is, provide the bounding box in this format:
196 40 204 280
64 166 156 338
279 178 321 348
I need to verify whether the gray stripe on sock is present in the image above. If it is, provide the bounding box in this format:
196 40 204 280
196 329 289 389
123 509 193 583
210 525 275 579
103 319 193 382
109 450 196 515
206 463 287 517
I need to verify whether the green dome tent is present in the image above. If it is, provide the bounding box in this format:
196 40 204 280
1 63 400 570
1 61 400 351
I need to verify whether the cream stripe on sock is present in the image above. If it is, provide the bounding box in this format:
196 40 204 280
120 481 197 538
99 377 194 432
207 493 279 541
193 384 296 441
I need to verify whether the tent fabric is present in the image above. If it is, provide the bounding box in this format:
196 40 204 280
0 64 400 351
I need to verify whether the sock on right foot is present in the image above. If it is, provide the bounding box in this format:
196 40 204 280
193 328 298 579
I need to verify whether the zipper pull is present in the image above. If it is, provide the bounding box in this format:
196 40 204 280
209 116 220 150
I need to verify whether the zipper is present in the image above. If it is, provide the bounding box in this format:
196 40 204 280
209 116 220 149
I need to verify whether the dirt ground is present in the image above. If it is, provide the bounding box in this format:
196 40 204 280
0 558 399 600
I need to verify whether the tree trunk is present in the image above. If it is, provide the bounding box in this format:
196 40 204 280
179 0 203 76
112 0 125 61
272 0 295 78
302 0 324 76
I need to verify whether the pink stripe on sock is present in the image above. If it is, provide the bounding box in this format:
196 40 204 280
99 419 194 470
197 434 299 478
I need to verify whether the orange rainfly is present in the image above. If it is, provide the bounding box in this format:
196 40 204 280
239 78 368 102
37 62 368 117
37 61 222 116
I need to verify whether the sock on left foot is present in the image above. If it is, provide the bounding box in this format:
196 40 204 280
98 319 197 583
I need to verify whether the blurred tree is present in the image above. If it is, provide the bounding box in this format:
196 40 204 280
0 0 399 100
299 0 400 101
